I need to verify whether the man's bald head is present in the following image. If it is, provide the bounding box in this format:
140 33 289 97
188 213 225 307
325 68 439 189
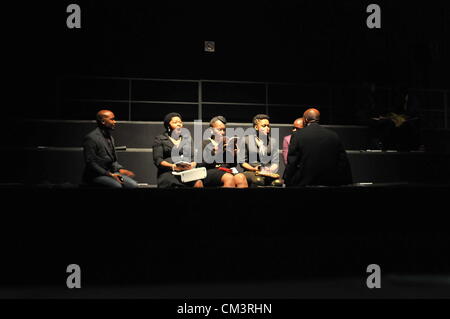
292 117 305 132
96 110 113 122
303 108 320 124
294 117 305 129
96 109 116 130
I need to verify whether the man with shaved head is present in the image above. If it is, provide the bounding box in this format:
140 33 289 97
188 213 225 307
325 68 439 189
82 109 138 188
284 108 352 187
303 108 321 123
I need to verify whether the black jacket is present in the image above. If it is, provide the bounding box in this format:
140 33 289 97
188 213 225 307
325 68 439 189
201 139 237 170
152 132 194 176
82 127 123 181
285 123 352 187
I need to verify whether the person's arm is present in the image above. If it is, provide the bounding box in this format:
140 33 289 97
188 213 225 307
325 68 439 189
118 169 135 178
162 161 183 171
153 136 172 170
282 136 289 166
153 136 193 172
199 139 217 169
83 138 127 183
265 161 279 174
110 136 124 173
112 161 124 173
223 138 239 168
83 137 109 176
240 136 259 171
267 137 280 173
241 162 259 171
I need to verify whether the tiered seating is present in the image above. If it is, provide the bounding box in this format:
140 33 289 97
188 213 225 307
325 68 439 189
2 120 450 185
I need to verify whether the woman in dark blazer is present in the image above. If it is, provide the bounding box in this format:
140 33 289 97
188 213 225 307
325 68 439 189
152 112 203 188
201 115 248 188
241 114 282 187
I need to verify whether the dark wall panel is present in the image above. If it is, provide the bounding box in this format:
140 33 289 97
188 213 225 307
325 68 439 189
131 81 198 102
131 103 198 121
60 101 130 120
61 78 129 100
203 82 266 104
203 104 266 123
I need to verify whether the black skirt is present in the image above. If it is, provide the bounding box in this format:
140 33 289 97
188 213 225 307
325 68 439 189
203 168 228 187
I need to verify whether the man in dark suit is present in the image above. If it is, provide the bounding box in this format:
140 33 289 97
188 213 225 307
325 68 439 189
82 110 138 188
284 108 352 187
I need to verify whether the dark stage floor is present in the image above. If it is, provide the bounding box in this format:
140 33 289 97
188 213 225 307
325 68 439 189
2 275 450 299
1 183 449 299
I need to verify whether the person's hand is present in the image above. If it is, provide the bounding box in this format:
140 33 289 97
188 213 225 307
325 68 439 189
180 164 193 171
260 166 270 174
172 164 183 171
173 163 191 171
119 169 135 178
109 172 124 184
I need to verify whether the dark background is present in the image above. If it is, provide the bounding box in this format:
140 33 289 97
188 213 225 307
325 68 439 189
4 1 449 122
1 1 450 300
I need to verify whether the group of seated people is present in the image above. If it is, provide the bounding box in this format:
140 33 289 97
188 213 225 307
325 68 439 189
82 108 353 188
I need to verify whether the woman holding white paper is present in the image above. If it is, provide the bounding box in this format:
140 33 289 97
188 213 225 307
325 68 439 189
152 112 203 188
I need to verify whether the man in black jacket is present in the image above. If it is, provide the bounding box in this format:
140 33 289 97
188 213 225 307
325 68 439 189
82 110 138 188
284 108 352 187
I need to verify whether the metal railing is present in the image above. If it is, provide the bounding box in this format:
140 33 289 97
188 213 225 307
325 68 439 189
57 76 449 129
